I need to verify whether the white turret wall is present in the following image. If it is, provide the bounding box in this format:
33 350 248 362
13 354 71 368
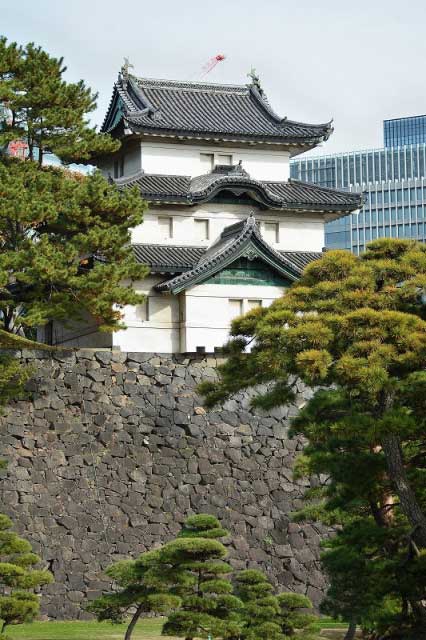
131 204 325 253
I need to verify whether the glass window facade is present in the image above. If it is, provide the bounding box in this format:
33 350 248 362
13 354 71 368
384 115 426 148
290 142 426 254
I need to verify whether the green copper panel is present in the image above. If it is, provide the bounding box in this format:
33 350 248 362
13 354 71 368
206 258 289 286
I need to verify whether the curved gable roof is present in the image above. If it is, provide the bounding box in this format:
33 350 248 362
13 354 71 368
102 74 333 149
155 215 311 294
115 166 363 215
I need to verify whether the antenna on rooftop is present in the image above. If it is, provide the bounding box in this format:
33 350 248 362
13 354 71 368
200 54 226 77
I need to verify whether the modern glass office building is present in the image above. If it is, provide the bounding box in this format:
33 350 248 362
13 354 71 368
290 124 426 253
384 115 426 148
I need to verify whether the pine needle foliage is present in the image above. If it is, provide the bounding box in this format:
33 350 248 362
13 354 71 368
200 239 426 637
86 550 181 640
0 157 147 335
0 37 118 165
234 569 284 640
162 514 243 640
234 569 316 640
0 514 53 638
0 38 148 337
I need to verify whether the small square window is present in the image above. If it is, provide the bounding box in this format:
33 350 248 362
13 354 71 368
217 153 233 165
228 298 243 321
200 153 214 172
147 297 172 322
247 300 262 310
113 157 124 179
158 216 173 239
262 221 279 244
194 219 209 241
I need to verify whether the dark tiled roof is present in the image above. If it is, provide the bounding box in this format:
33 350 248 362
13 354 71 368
102 74 333 148
151 216 321 293
132 243 322 274
117 166 363 213
132 244 205 272
279 250 323 271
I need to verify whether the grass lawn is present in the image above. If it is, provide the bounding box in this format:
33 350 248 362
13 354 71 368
7 618 170 640
6 617 349 639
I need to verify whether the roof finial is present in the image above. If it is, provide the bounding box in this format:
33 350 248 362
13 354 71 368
121 57 134 85
247 67 263 94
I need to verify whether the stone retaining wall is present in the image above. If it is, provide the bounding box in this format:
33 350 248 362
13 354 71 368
0 349 328 619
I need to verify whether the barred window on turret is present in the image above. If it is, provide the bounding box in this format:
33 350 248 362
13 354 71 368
158 216 173 240
194 219 209 241
262 221 279 244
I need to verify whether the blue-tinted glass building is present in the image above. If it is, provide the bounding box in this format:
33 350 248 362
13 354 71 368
384 115 426 147
290 122 426 253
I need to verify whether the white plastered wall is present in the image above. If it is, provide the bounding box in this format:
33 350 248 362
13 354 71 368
113 278 288 354
132 203 325 252
140 142 290 181
181 282 286 353
112 275 180 353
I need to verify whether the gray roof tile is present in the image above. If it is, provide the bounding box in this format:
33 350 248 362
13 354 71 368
133 242 322 274
117 167 363 213
102 75 333 147
132 244 205 272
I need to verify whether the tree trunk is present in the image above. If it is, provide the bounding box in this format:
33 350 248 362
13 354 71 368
381 433 426 548
124 605 144 640
344 619 357 640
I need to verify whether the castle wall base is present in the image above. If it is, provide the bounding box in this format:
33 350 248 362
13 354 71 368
0 349 329 619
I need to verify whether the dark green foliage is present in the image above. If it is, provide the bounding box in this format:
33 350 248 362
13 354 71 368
0 514 53 636
277 592 316 638
90 515 241 640
178 514 228 539
234 569 284 640
0 157 147 335
87 551 181 640
162 514 243 640
0 351 31 412
200 239 426 637
0 38 148 338
0 37 118 165
0 331 58 406
234 569 316 640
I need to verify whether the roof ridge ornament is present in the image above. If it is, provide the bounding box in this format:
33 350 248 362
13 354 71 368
247 67 263 95
121 57 134 87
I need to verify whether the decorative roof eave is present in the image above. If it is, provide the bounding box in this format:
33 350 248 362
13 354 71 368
155 216 303 294
132 243 323 275
122 123 330 148
101 73 333 149
133 243 323 275
115 171 364 214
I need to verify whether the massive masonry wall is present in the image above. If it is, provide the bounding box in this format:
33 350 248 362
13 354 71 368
0 349 329 619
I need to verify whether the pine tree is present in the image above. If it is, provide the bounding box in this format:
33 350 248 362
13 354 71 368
0 157 147 336
319 519 407 640
161 514 243 640
0 38 148 338
234 569 316 640
89 515 242 640
277 592 317 638
290 391 424 639
0 37 118 165
234 569 284 640
0 514 53 638
87 550 181 640
200 239 426 636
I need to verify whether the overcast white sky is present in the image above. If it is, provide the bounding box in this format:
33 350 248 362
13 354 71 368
3 0 426 155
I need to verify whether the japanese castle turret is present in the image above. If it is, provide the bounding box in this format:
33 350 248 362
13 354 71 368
53 67 362 353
